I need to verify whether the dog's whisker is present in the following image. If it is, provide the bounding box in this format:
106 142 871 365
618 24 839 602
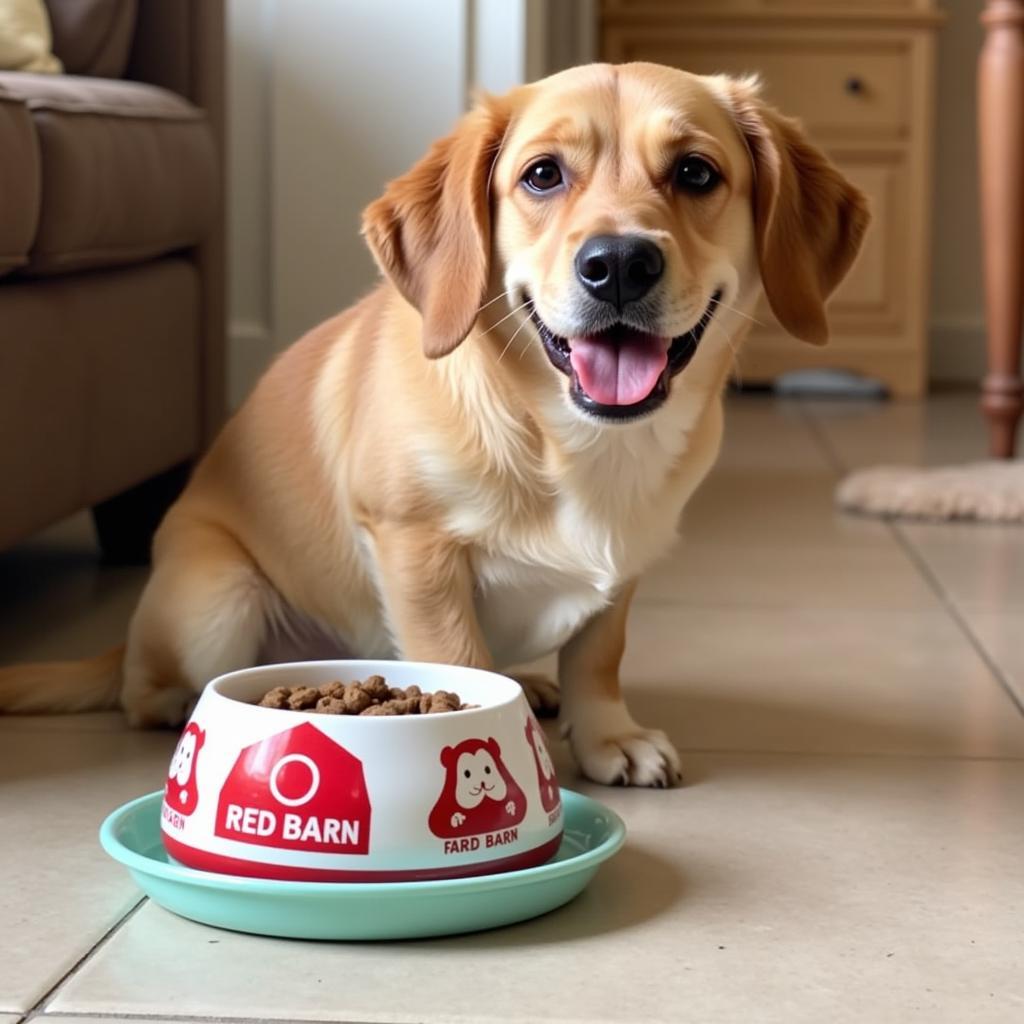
716 323 742 369
709 296 766 329
496 308 534 365
517 305 539 360
495 313 528 365
709 322 743 387
480 299 533 336
476 288 516 315
517 329 535 360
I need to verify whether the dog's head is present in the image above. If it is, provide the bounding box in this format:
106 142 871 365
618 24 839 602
363 63 869 425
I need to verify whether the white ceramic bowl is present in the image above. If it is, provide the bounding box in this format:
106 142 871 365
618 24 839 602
160 661 564 881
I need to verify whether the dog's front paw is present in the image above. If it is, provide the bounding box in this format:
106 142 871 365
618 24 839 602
512 673 561 717
568 717 682 788
122 685 197 729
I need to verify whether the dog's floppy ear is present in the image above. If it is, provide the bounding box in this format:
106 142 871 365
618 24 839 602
362 96 512 359
723 79 870 345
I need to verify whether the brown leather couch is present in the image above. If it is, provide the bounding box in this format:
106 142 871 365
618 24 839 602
0 0 224 560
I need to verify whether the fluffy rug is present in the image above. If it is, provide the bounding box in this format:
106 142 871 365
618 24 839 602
836 461 1024 524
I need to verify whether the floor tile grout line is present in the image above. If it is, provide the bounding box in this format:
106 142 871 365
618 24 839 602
22 898 148 1019
631 599 965 612
796 399 1024 720
24 1013 415 1024
793 400 960 614
790 398 850 477
890 525 1024 718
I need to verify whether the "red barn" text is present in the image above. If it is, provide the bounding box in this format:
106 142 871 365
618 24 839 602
221 803 360 846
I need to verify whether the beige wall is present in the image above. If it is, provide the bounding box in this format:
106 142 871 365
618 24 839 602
226 0 272 408
269 0 469 351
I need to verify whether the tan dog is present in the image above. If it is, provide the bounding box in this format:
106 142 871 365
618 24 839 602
0 64 868 786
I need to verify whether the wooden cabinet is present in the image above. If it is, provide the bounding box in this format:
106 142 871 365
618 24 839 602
600 1 943 397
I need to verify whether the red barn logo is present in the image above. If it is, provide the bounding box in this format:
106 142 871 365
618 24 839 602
215 722 371 854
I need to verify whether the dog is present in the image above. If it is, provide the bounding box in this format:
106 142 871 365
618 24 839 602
0 63 868 786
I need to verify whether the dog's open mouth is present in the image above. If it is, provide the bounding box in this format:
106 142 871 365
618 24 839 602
530 291 722 420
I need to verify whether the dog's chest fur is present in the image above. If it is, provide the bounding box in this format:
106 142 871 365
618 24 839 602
434 419 699 667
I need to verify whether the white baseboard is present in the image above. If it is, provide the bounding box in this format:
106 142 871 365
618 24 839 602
229 319 275 410
930 317 987 385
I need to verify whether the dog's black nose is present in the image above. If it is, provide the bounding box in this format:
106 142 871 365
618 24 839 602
574 234 665 310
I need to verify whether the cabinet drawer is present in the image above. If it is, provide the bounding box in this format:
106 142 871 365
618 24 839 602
604 30 910 141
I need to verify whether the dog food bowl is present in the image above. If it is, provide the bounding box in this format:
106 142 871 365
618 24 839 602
103 788 624 940
160 660 564 882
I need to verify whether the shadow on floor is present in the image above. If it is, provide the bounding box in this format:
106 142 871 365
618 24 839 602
617 685 1022 763
418 842 695 949
0 529 146 663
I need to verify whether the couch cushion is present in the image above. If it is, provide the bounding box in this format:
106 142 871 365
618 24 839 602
0 89 40 277
44 0 136 78
0 258 200 549
0 71 217 275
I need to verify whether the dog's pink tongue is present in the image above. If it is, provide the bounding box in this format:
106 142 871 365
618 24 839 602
569 333 669 406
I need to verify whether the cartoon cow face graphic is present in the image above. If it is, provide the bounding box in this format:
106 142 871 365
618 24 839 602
165 722 205 816
428 737 526 838
525 717 561 815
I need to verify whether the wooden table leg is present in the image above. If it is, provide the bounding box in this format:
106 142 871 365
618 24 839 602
979 0 1024 458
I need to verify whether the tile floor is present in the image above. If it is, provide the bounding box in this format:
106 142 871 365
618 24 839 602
1 391 1022 1023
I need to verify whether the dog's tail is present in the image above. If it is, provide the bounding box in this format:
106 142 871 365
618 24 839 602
0 645 124 714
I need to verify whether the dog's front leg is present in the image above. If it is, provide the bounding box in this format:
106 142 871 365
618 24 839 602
372 523 492 668
559 581 682 788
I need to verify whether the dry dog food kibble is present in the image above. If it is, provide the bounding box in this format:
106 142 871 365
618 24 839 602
256 676 477 715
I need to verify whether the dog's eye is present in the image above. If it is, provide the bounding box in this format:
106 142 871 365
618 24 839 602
674 155 721 194
522 159 563 193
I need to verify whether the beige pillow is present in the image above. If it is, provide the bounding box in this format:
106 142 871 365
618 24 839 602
0 0 62 73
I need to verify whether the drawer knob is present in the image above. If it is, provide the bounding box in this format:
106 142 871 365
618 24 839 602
845 76 866 96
